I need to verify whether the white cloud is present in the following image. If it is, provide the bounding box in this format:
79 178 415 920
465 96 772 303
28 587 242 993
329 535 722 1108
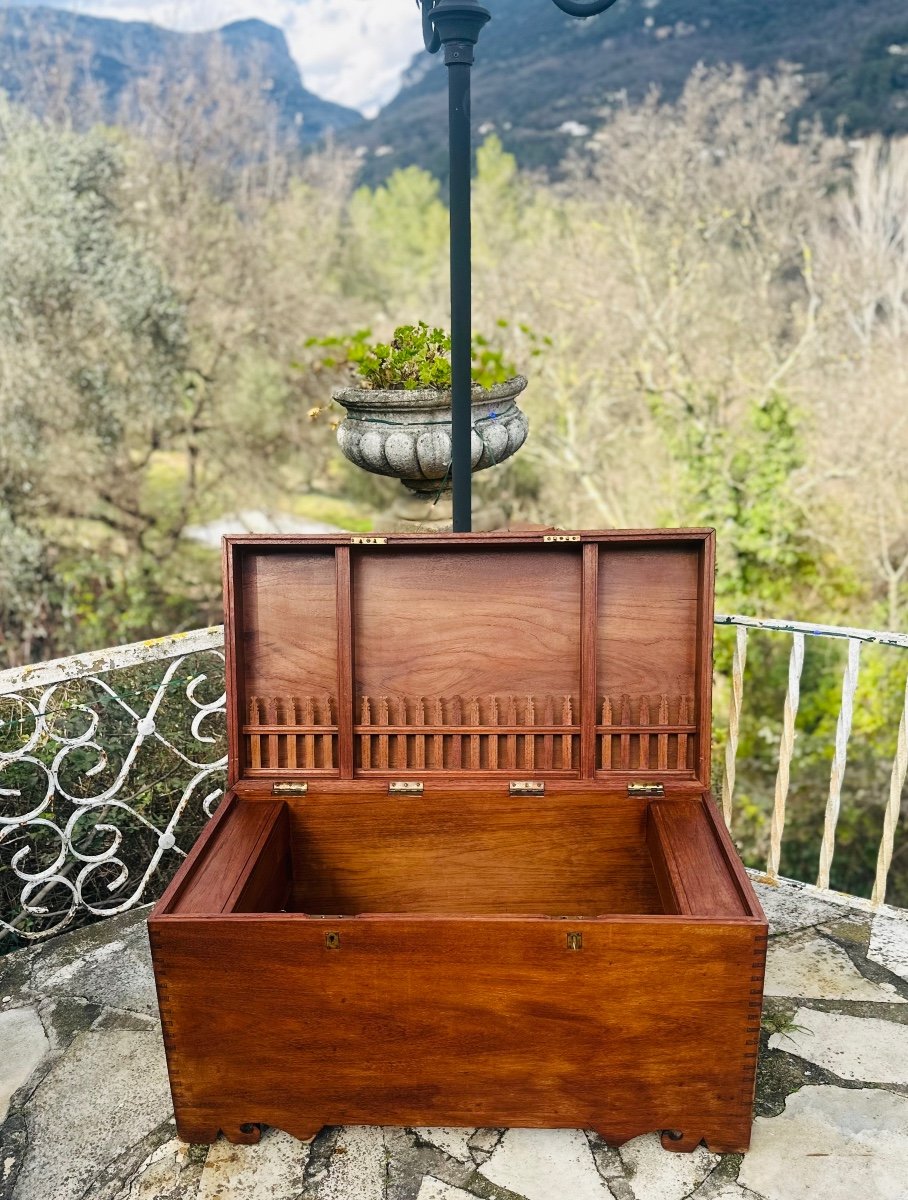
25 0 426 114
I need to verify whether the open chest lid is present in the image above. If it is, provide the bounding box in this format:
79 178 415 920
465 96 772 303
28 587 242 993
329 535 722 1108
223 530 715 789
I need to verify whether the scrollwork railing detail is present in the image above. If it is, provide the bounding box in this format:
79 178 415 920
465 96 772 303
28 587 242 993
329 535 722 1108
1 636 226 943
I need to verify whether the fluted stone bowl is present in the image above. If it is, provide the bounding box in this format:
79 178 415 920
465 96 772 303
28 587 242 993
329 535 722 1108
333 376 529 496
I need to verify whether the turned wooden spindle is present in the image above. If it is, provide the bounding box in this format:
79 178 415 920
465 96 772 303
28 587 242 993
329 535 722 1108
377 697 389 770
523 696 535 772
248 696 262 770
360 697 372 770
639 697 651 770
432 697 444 771
541 696 554 771
506 696 518 770
657 694 670 771
601 697 612 771
488 696 500 771
468 698 481 770
414 698 426 771
620 694 632 770
266 698 280 770
562 696 573 771
450 697 463 771
394 696 408 771
287 698 300 771
678 696 690 771
299 697 314 771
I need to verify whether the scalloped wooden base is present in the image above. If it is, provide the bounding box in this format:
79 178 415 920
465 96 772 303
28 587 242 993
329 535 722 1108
176 1117 751 1155
176 1117 320 1147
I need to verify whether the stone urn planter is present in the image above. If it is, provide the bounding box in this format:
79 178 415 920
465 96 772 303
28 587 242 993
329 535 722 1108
333 375 529 531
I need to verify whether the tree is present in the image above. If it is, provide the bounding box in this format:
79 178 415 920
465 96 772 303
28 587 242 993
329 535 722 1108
0 99 190 663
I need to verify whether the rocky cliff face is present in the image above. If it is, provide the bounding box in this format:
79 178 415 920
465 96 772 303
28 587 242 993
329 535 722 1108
0 6 363 144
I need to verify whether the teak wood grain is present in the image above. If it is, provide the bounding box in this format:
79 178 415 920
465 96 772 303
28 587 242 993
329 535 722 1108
166 800 280 915
646 800 748 917
150 912 766 1152
150 529 769 1156
352 547 582 702
285 793 662 916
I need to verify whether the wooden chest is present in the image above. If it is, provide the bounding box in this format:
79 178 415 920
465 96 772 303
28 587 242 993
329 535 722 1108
148 530 767 1154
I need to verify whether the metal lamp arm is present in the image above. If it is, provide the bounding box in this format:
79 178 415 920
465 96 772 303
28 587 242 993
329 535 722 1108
549 0 620 14
420 0 441 53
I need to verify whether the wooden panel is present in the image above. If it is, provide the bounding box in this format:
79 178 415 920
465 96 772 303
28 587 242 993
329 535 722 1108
597 544 699 699
701 795 767 920
353 548 582 700
240 550 338 704
645 820 682 915
597 543 702 778
155 792 240 915
286 794 662 916
228 804 293 914
169 801 283 915
149 915 765 1152
647 799 747 917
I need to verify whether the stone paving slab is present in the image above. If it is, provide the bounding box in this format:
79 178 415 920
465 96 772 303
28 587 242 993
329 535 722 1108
2 877 908 1200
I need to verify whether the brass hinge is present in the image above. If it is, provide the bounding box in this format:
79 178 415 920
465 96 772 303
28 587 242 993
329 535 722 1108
543 534 580 543
627 782 665 798
352 536 387 545
272 782 308 796
510 780 546 796
389 781 424 796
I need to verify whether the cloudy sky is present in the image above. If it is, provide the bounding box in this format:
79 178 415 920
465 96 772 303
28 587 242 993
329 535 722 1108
21 0 426 114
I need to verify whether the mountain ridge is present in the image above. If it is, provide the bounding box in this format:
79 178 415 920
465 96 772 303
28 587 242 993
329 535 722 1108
350 0 908 180
0 5 363 144
2 2 907 177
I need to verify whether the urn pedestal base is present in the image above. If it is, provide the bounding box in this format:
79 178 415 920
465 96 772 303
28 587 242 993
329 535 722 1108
378 490 506 533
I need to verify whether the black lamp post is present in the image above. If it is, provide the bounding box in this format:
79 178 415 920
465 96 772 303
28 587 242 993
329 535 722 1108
419 0 620 532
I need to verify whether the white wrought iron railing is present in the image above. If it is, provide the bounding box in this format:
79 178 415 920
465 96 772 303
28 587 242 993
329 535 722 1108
1 615 906 943
0 628 227 944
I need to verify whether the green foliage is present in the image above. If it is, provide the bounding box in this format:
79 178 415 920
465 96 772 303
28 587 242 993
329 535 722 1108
0 100 192 664
344 167 448 304
307 321 518 391
648 389 825 610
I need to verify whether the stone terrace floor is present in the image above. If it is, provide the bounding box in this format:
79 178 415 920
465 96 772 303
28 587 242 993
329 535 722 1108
2 875 908 1200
